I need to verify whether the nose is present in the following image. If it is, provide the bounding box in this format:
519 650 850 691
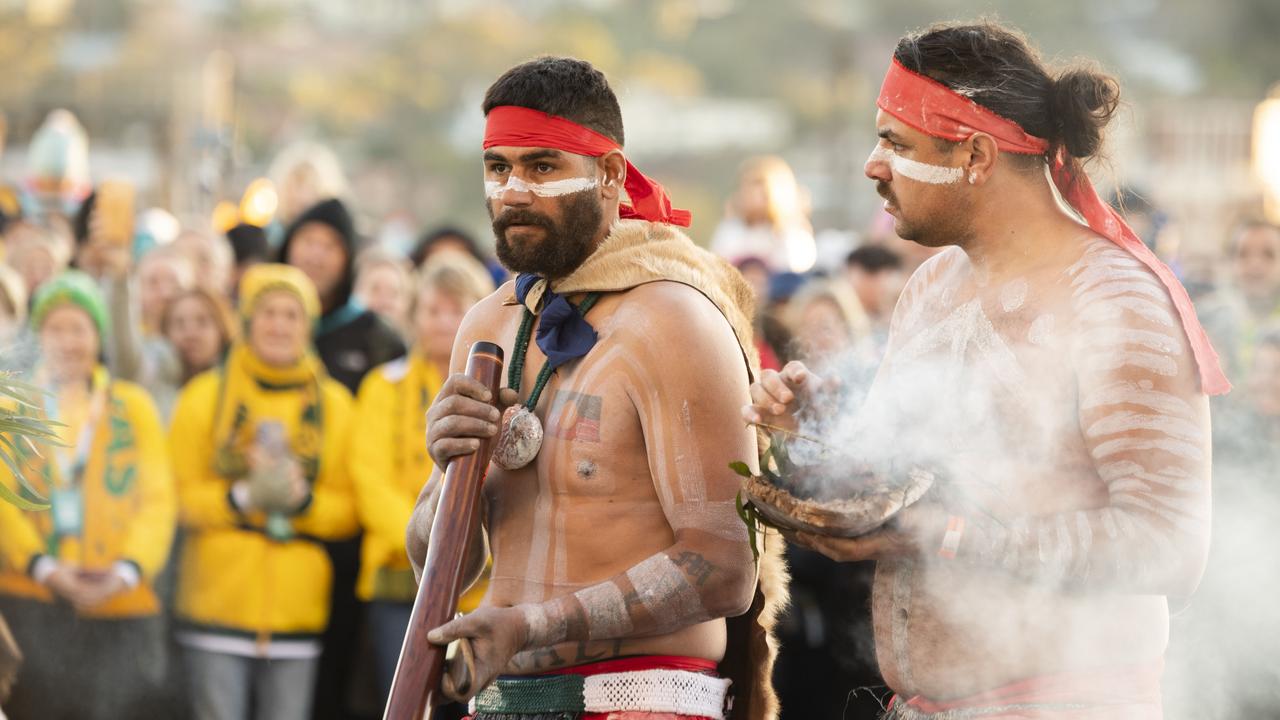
500 177 534 207
864 146 892 182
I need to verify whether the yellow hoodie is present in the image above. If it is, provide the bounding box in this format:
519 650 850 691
0 367 176 618
350 353 488 610
170 345 358 643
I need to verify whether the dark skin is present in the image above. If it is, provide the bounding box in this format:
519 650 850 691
407 142 757 698
741 111 1211 701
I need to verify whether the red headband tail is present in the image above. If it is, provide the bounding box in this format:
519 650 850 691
483 105 691 227
876 59 1230 396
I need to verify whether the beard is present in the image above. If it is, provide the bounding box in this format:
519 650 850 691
877 180 971 248
490 191 603 278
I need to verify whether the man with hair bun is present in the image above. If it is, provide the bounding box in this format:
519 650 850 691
745 21 1227 719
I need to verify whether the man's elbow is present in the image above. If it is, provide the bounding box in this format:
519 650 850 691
405 508 430 582
706 563 757 619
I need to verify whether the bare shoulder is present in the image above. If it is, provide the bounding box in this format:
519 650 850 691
457 280 519 343
611 280 735 335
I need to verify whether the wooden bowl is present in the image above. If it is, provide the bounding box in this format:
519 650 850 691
743 467 935 538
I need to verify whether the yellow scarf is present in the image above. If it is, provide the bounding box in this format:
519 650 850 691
16 367 144 565
210 344 328 484
395 352 443 487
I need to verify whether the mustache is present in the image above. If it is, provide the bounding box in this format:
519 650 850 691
876 181 895 204
492 208 555 236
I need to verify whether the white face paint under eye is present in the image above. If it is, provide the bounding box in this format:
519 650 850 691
868 146 964 185
484 175 600 199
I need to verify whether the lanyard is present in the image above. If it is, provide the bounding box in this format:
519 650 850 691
42 377 108 489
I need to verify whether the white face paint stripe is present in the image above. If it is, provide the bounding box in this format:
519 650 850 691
485 175 600 199
868 146 964 185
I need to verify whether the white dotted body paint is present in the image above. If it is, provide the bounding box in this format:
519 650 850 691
869 146 964 185
574 581 635 640
485 175 599 199
999 278 1028 312
1028 314 1055 346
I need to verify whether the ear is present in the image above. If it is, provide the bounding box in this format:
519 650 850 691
960 132 999 185
597 150 627 200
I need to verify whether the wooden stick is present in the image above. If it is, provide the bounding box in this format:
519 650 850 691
384 341 504 720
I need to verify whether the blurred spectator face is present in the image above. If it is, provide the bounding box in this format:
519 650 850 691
355 261 408 326
1249 342 1280 418
287 222 348 300
737 173 771 225
734 258 771 303
280 164 324 221
796 297 854 358
138 251 194 331
414 286 466 361
164 294 224 375
846 265 904 319
733 156 805 228
423 235 475 263
1231 225 1280 302
39 304 99 383
6 229 68 295
173 230 234 299
248 290 309 367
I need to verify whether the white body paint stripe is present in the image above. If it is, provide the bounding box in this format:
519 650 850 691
1082 382 1194 416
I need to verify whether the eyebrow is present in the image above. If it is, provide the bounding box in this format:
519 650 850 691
877 128 907 144
482 149 565 163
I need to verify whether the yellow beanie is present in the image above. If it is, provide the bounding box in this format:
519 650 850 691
238 263 320 320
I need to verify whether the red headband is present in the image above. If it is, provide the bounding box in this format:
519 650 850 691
483 105 691 227
876 59 1229 396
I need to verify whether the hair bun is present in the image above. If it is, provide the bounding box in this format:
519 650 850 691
1049 66 1120 159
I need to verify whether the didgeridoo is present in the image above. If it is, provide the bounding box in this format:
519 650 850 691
384 341 504 720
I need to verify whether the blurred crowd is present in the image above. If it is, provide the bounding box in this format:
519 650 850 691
0 107 1277 720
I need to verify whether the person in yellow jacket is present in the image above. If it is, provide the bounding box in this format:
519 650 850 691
0 270 175 720
170 263 357 720
350 254 494 704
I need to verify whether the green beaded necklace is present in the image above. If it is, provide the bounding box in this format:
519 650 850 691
507 292 602 412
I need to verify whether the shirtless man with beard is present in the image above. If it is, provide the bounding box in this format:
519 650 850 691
744 22 1228 720
406 57 780 720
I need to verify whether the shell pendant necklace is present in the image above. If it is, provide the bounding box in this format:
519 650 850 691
492 292 601 470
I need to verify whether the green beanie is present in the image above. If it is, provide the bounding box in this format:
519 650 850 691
30 270 110 340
